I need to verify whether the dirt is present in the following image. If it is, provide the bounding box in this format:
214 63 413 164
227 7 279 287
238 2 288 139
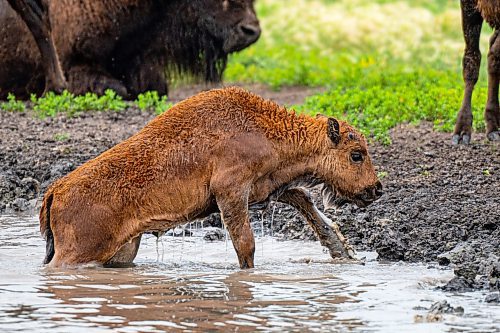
0 83 498 296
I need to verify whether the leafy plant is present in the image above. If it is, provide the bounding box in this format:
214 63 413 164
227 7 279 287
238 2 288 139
136 91 172 115
31 89 126 118
53 132 70 142
0 93 25 112
296 65 487 144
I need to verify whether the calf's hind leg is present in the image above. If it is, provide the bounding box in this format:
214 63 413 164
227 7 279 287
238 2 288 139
104 234 142 268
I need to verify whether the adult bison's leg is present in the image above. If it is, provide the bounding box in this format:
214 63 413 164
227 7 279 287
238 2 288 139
124 62 168 99
215 192 255 269
485 30 500 141
6 0 66 94
66 64 128 97
277 188 355 260
453 0 483 145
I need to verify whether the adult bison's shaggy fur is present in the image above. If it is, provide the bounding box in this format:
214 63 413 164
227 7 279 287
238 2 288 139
39 87 382 268
0 0 260 99
454 0 500 144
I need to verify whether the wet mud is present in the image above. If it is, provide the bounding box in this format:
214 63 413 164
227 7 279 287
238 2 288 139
0 84 498 296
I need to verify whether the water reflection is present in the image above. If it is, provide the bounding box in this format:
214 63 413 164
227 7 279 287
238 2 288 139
0 215 499 333
36 267 361 332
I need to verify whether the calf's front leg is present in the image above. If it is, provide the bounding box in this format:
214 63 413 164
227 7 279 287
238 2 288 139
277 188 355 260
215 193 255 269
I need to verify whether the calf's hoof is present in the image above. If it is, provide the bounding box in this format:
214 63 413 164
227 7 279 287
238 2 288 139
238 257 255 269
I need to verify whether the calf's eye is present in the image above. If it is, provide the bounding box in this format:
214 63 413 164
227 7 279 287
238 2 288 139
351 151 363 163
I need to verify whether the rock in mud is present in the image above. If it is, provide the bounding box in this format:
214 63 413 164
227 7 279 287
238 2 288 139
369 224 407 261
0 172 40 213
203 228 225 242
438 244 500 291
414 300 464 323
203 213 223 228
440 276 475 292
429 300 464 315
485 293 500 303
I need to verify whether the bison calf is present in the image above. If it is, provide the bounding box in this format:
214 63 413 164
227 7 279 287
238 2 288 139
40 87 382 268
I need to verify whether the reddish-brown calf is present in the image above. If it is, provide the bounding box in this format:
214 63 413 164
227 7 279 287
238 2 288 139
40 87 382 268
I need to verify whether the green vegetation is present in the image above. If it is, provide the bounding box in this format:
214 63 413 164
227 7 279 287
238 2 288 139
136 91 172 115
0 0 491 143
296 66 487 144
377 171 388 179
30 90 126 118
0 93 25 112
53 132 70 142
225 0 491 142
0 90 172 119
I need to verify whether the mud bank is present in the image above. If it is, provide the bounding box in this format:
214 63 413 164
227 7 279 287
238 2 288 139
0 85 498 295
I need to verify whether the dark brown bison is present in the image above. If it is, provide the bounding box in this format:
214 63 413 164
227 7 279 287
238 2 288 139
0 0 260 99
4 0 67 95
454 0 500 144
40 87 382 268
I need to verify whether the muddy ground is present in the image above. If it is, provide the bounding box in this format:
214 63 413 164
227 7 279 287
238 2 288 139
0 84 498 296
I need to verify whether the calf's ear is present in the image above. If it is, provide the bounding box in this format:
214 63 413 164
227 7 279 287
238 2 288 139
327 117 341 145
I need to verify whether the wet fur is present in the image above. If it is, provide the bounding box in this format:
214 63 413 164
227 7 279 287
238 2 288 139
40 87 381 268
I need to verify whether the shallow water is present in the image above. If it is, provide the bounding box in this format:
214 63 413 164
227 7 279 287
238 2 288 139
0 215 498 332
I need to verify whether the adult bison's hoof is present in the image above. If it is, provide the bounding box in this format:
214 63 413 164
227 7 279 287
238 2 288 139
452 133 471 145
487 131 500 141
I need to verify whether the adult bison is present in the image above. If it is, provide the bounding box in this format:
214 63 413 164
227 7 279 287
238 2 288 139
454 0 500 144
0 0 260 99
3 0 67 95
40 87 383 268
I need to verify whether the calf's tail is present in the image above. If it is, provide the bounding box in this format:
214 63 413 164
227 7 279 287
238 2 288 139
39 189 55 264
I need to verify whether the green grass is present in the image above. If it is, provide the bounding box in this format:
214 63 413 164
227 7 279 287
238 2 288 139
53 132 70 142
225 0 492 142
0 90 173 119
0 93 25 112
136 91 173 115
296 65 487 144
1 0 493 143
31 89 127 118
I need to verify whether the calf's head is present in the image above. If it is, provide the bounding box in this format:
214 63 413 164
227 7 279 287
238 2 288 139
316 117 383 208
196 0 261 53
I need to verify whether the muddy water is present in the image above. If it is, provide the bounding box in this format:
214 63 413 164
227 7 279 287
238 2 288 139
0 215 498 332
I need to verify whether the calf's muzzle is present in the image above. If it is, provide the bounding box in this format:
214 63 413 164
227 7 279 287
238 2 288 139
355 181 384 207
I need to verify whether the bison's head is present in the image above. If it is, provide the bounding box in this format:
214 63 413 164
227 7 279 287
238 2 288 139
197 0 261 53
316 117 383 209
